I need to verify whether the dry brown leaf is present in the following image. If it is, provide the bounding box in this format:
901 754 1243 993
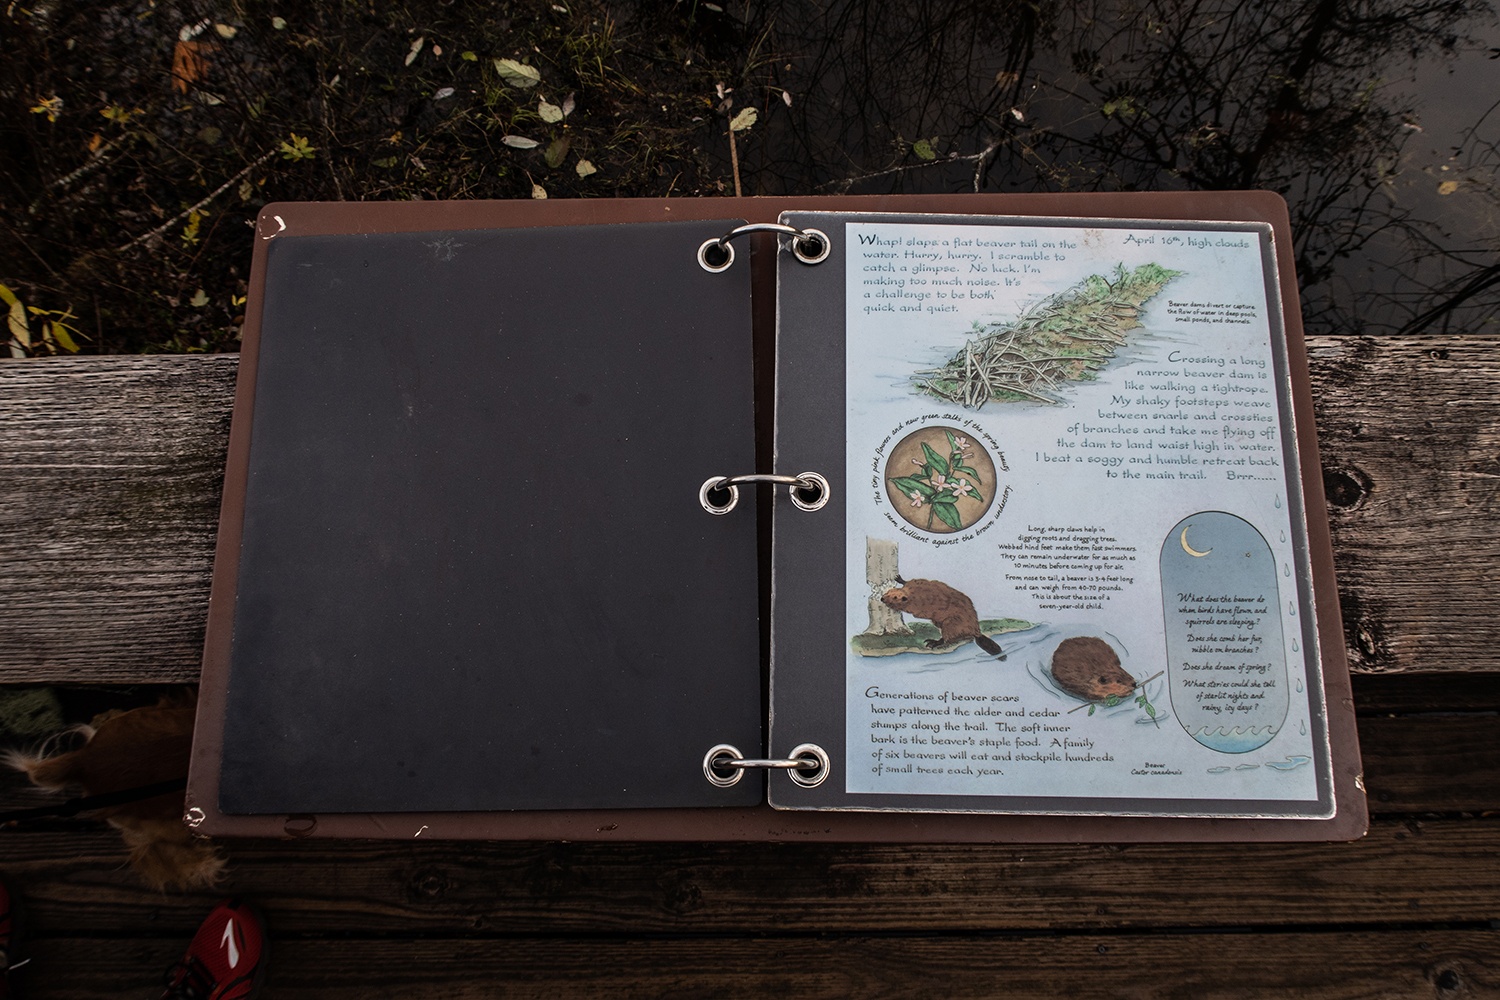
171 39 213 94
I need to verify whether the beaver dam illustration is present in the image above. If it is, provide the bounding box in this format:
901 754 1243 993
912 263 1180 407
851 538 1031 657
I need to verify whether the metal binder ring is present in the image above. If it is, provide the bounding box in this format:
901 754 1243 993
787 743 831 788
697 223 832 272
704 743 746 787
699 473 831 514
702 743 830 788
789 471 830 512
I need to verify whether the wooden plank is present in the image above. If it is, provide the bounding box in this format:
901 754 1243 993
1356 714 1500 814
1353 671 1500 713
3 818 1497 935
13 930 1497 999
1307 336 1500 674
0 357 236 683
1 703 1491 815
2 335 1499 682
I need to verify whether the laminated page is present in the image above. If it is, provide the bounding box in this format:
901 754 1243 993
216 218 763 813
770 210 1339 818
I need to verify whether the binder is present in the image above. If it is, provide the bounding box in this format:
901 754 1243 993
188 194 1367 841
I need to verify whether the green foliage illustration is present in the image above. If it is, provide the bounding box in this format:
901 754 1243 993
912 263 1181 407
888 429 986 531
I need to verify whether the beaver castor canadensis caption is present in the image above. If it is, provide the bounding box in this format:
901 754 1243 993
881 577 1005 657
1049 636 1136 702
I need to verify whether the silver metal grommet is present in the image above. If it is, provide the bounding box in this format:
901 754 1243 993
787 743 831 788
697 238 735 273
792 228 831 265
704 744 745 787
789 471 831 512
699 477 739 514
698 223 831 271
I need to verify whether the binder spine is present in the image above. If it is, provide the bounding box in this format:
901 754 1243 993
697 222 831 272
699 472 830 515
703 744 830 789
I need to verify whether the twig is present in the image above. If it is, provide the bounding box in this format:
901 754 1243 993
727 127 742 197
116 149 276 254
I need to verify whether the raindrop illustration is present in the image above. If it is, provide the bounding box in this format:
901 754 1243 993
1296 677 1304 692
1292 638 1300 652
1300 720 1307 735
1275 495 1282 509
1283 563 1291 577
1288 601 1297 616
1280 530 1286 543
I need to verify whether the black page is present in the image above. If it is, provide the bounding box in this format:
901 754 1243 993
219 220 763 813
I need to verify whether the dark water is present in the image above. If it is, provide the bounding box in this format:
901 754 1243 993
728 0 1499 336
1 0 1494 350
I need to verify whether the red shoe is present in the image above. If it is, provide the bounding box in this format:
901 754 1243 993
162 899 268 1000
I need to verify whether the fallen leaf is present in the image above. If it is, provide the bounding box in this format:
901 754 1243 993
461 50 477 61
782 90 793 107
214 23 237 39
538 99 564 123
271 16 287 29
432 44 443 56
531 182 548 199
913 137 936 160
434 87 455 100
729 107 757 132
171 39 212 94
575 158 597 177
190 289 210 307
544 136 571 168
1437 180 1460 195
405 37 425 66
1010 107 1024 121
502 135 540 149
494 58 541 88
562 92 576 117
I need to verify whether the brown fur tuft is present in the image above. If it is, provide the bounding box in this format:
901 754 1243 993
5 689 223 890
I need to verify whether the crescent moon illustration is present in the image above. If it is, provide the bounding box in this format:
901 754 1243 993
1181 526 1213 558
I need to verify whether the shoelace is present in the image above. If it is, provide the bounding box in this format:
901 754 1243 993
162 956 215 1000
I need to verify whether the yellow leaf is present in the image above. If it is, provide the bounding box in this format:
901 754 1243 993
531 182 548 199
575 159 597 178
1437 180 1460 195
494 58 541 88
2 283 32 352
47 322 81 353
729 107 757 132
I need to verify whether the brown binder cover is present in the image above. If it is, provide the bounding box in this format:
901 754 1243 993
189 193 1365 842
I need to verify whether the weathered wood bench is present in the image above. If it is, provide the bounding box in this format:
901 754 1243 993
2 346 1497 998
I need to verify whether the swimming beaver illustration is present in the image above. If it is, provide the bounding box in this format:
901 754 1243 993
880 577 1005 657
1049 636 1136 702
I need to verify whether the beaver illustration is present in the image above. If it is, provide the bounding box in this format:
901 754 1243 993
880 577 1005 657
1049 636 1136 702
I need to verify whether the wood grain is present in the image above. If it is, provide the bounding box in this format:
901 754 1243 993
2 338 1499 682
0 356 236 682
3 818 1497 936
12 929 1499 999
